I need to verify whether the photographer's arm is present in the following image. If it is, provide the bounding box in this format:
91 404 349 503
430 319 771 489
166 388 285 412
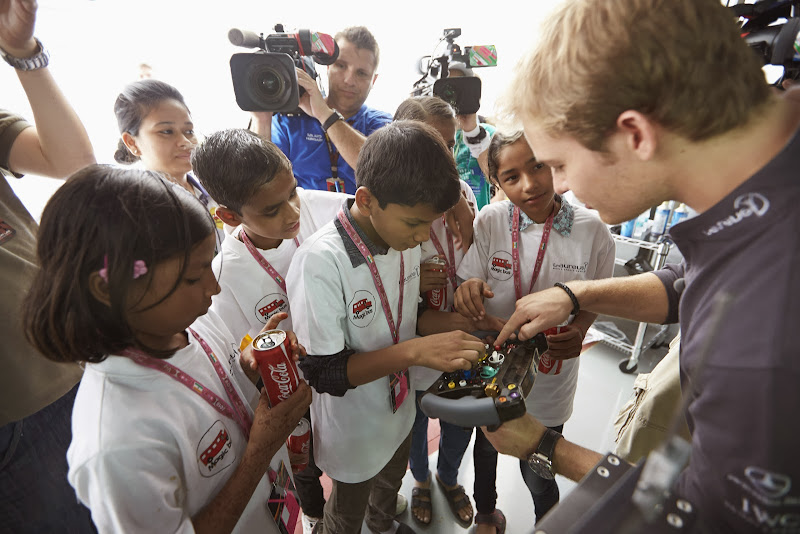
295 68 366 169
249 112 272 139
2 1 95 178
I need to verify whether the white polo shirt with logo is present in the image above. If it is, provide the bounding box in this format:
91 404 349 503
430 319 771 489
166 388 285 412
457 198 615 426
211 188 349 346
286 204 421 483
67 311 288 533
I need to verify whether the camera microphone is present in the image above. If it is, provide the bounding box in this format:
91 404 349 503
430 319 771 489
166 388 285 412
228 28 263 49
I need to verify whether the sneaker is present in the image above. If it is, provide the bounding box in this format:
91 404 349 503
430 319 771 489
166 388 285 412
302 513 321 534
395 493 408 516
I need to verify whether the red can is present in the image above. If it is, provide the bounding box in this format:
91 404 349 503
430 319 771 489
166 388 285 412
424 256 448 311
539 326 565 375
287 417 311 471
252 330 301 408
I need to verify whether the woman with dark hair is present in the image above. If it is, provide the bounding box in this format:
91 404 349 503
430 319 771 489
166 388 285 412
113 80 225 241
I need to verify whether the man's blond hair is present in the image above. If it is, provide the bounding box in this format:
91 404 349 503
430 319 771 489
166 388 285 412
505 0 771 151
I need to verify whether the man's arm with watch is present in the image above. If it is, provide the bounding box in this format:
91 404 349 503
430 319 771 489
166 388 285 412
481 412 605 482
1 0 95 178
295 68 366 169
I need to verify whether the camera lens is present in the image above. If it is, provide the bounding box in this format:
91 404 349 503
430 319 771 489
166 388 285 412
248 64 288 104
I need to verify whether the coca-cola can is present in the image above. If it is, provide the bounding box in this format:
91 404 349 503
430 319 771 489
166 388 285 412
251 330 300 408
424 256 448 311
287 417 311 471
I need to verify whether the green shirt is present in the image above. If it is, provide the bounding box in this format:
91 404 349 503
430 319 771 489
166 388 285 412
454 122 496 210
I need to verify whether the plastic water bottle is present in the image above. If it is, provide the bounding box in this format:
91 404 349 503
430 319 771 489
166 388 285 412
632 211 652 240
670 203 689 226
651 201 672 237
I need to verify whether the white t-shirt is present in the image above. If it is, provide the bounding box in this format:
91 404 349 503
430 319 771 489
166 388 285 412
67 311 287 534
211 188 349 346
412 182 477 391
286 212 421 483
457 199 615 426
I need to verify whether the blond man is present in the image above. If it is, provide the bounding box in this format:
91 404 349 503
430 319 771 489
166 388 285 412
488 0 800 532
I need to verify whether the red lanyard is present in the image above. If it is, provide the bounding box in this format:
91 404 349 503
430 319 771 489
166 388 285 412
337 209 404 345
428 215 457 292
121 329 253 440
512 205 556 301
240 228 300 294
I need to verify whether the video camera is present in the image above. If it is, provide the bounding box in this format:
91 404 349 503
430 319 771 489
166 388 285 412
228 25 339 113
411 28 497 115
731 0 800 83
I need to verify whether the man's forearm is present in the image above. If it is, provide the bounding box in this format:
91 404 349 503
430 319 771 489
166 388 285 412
12 67 95 178
569 273 670 324
346 342 416 386
324 119 366 169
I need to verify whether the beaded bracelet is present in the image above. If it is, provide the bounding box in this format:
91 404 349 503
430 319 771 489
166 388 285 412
554 282 580 316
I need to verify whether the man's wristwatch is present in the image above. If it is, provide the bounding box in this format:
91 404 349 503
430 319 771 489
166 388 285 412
322 110 344 133
0 37 50 71
526 428 563 480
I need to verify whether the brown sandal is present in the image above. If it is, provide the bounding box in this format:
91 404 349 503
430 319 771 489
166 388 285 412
435 474 474 527
474 509 506 534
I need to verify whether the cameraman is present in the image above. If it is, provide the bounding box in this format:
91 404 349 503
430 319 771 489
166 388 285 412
447 62 496 210
251 26 390 194
485 0 800 532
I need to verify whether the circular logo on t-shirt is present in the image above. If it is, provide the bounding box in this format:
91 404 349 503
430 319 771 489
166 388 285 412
488 251 513 281
348 289 376 328
254 293 290 324
197 420 236 477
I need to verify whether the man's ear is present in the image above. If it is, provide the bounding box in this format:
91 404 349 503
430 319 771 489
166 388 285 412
615 110 658 161
371 73 379 87
88 271 112 308
214 206 243 227
121 132 140 157
353 186 376 217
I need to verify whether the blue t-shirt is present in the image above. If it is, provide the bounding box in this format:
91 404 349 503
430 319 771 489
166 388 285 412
271 105 391 194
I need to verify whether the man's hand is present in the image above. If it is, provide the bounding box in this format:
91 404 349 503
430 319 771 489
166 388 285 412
411 330 484 372
481 413 545 460
246 382 312 473
454 278 494 321
495 287 574 346
419 257 447 294
456 113 479 133
0 0 37 57
544 324 584 360
240 312 306 385
295 68 332 123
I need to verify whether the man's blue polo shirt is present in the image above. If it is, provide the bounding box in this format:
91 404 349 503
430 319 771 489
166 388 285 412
271 105 391 194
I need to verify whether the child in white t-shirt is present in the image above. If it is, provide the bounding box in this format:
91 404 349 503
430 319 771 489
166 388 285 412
454 131 615 530
191 128 348 532
286 121 486 534
392 96 481 528
22 166 311 533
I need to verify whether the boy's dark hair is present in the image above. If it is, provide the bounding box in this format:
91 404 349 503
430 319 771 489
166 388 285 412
393 96 455 123
335 26 380 69
191 129 292 214
486 131 526 186
113 79 189 164
356 120 461 213
23 165 215 364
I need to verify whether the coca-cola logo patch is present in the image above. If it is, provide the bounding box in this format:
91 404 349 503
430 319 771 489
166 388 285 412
348 289 376 328
488 251 513 281
197 421 236 477
254 293 290 324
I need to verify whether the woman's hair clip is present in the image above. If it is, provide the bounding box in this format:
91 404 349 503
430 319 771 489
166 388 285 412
98 256 148 282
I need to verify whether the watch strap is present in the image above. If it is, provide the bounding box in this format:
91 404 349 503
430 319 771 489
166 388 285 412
537 428 563 462
0 38 50 71
322 110 344 133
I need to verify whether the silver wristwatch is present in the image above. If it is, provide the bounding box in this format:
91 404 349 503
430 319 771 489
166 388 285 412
1 38 50 71
526 428 563 480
